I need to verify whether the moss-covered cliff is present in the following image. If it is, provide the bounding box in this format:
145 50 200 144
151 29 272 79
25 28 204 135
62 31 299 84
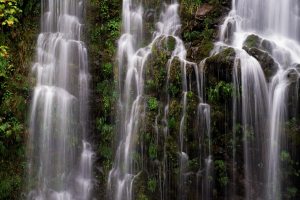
86 0 236 199
0 0 299 199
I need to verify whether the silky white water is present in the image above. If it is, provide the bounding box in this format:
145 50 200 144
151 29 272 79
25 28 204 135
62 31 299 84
216 0 300 199
109 1 213 199
27 0 93 199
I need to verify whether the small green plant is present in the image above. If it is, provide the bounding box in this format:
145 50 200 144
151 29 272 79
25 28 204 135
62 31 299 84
214 160 229 187
147 178 157 193
148 143 157 160
286 187 297 199
102 62 113 77
281 150 291 162
0 46 8 57
181 0 202 14
148 97 158 111
168 117 176 130
208 81 233 102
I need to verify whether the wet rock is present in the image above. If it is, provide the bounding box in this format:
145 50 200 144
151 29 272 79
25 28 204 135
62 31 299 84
243 47 278 79
144 9 156 22
243 34 274 54
222 19 236 44
204 47 236 82
195 4 214 20
243 34 278 79
152 35 177 56
286 68 299 83
189 40 214 62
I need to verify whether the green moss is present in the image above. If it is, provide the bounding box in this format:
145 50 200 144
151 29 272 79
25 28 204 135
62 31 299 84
181 0 202 15
183 31 201 42
144 38 171 95
214 160 229 187
208 81 233 103
196 40 214 61
188 158 199 171
147 97 159 111
147 177 157 193
169 100 182 121
207 47 236 64
148 143 158 160
243 34 261 49
166 36 176 52
166 136 179 168
168 57 182 98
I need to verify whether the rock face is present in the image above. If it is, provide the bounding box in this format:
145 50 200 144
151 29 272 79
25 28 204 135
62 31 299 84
195 4 214 19
88 0 235 199
205 47 236 82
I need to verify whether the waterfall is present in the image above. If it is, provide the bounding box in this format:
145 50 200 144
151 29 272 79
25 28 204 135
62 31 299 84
27 0 93 199
107 0 145 199
217 0 300 199
109 1 213 199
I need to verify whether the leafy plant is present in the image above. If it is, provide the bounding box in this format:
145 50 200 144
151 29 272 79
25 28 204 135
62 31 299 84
147 178 157 193
148 143 157 160
208 81 233 102
0 0 22 27
214 160 229 187
148 97 158 111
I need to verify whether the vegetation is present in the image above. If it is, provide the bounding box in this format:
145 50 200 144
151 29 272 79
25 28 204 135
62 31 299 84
0 0 40 199
0 0 299 200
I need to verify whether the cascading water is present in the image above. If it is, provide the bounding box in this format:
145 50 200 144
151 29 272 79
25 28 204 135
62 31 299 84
109 1 213 200
157 3 212 200
107 1 145 199
27 0 93 199
216 0 300 199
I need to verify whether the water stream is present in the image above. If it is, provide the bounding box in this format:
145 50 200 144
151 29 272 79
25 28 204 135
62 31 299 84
109 1 212 199
216 0 300 199
25 0 300 199
27 0 93 199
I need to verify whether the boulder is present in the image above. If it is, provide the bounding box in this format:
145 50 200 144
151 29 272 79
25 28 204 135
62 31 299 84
243 34 278 79
195 4 214 20
243 34 274 54
243 47 278 79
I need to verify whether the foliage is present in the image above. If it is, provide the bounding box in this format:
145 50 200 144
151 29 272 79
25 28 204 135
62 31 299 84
0 45 8 57
214 160 229 187
181 0 202 14
208 81 233 102
147 178 157 193
0 0 40 199
0 0 22 27
148 143 157 160
147 97 158 111
0 173 21 199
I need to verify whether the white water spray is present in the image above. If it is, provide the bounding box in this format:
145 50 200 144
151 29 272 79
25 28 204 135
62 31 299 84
27 0 93 199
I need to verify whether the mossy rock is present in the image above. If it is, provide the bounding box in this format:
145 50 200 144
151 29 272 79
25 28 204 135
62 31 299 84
169 100 182 121
243 34 274 54
186 91 199 121
244 47 278 79
242 35 279 80
204 47 236 83
168 57 182 98
152 35 177 57
133 171 149 200
243 34 261 49
165 135 180 168
145 36 177 95
188 39 214 62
